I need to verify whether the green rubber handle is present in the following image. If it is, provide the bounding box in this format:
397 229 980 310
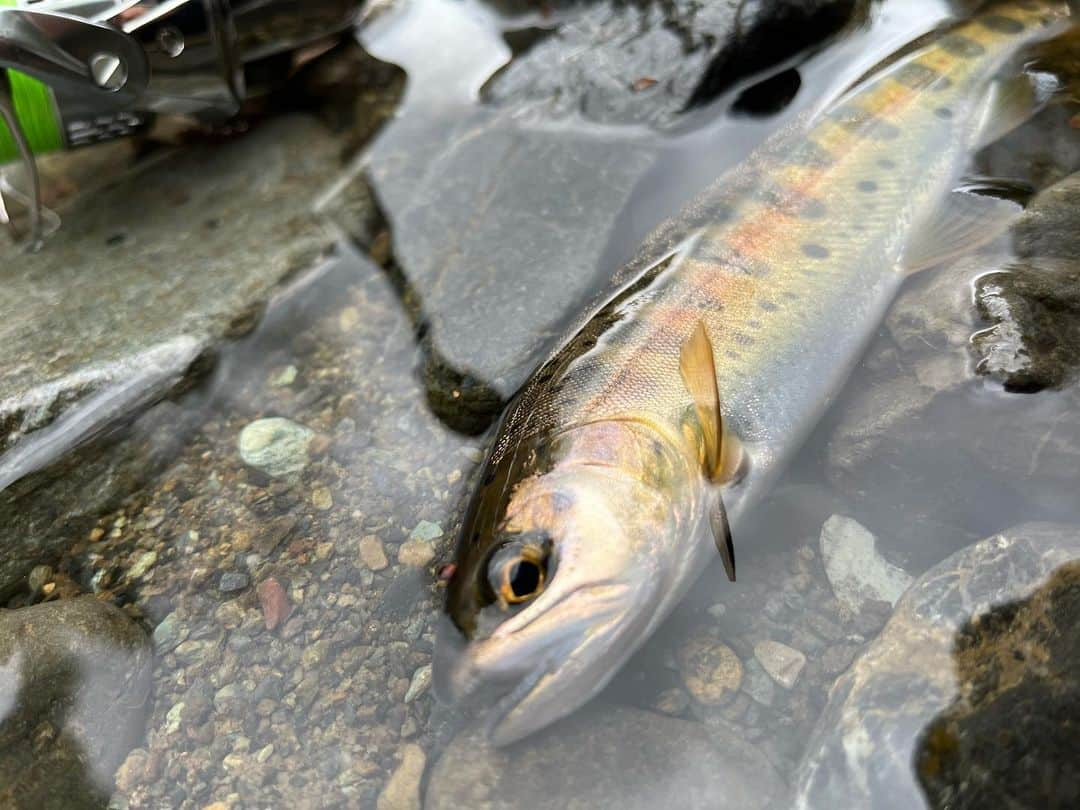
0 0 65 163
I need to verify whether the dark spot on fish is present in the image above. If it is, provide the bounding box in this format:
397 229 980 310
829 104 901 140
857 180 878 193
733 333 755 346
802 243 830 259
940 34 986 58
747 320 761 329
893 63 940 90
782 291 799 300
878 158 896 170
935 106 953 120
725 351 741 361
758 300 779 312
980 14 1024 34
786 141 834 168
800 198 828 219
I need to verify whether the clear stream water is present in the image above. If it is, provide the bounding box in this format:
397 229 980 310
4 0 1079 807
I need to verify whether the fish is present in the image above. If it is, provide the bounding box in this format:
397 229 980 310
434 0 1072 745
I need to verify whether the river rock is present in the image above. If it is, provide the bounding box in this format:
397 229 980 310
820 516 913 614
0 112 374 598
793 522 1080 810
238 418 316 478
754 641 807 690
484 0 870 128
426 704 781 810
0 597 153 809
826 172 1080 564
677 631 744 706
377 743 426 810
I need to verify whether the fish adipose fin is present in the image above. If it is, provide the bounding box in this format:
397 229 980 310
900 188 1022 274
679 321 738 582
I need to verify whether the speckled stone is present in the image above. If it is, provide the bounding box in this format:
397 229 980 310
795 523 1080 810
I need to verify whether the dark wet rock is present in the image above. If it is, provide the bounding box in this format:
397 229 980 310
970 173 1080 392
1011 171 1080 261
484 0 869 128
915 561 1080 810
972 258 1080 392
218 572 251 594
793 523 1080 810
426 704 781 810
0 597 153 809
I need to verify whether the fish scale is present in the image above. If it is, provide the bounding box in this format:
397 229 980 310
523 0 1065 469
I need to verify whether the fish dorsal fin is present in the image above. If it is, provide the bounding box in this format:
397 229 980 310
973 71 1060 152
900 188 1022 274
679 321 725 479
710 495 736 583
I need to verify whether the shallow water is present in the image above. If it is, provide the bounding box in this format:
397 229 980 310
1 0 1078 807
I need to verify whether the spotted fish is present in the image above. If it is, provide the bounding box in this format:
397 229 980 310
435 1 1073 744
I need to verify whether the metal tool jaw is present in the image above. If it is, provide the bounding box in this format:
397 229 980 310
0 0 360 248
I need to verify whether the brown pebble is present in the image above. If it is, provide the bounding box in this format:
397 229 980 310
631 76 658 91
256 577 293 630
89 527 105 543
677 631 743 706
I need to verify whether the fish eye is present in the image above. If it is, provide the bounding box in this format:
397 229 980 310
486 538 549 607
502 557 544 603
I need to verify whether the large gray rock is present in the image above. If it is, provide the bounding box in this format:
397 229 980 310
793 523 1080 810
0 112 376 595
0 115 340 458
0 597 153 809
426 704 782 810
338 0 877 432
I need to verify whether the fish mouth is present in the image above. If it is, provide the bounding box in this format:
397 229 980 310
434 578 658 745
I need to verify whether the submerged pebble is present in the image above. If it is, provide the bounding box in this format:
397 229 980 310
403 664 432 703
677 631 743 705
820 515 912 614
238 417 316 477
218 571 250 593
397 538 436 568
754 641 807 690
359 534 390 571
377 743 426 810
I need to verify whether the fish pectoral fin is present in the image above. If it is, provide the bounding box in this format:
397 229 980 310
900 188 1022 274
679 321 746 482
679 321 725 479
709 494 736 583
973 70 1060 152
